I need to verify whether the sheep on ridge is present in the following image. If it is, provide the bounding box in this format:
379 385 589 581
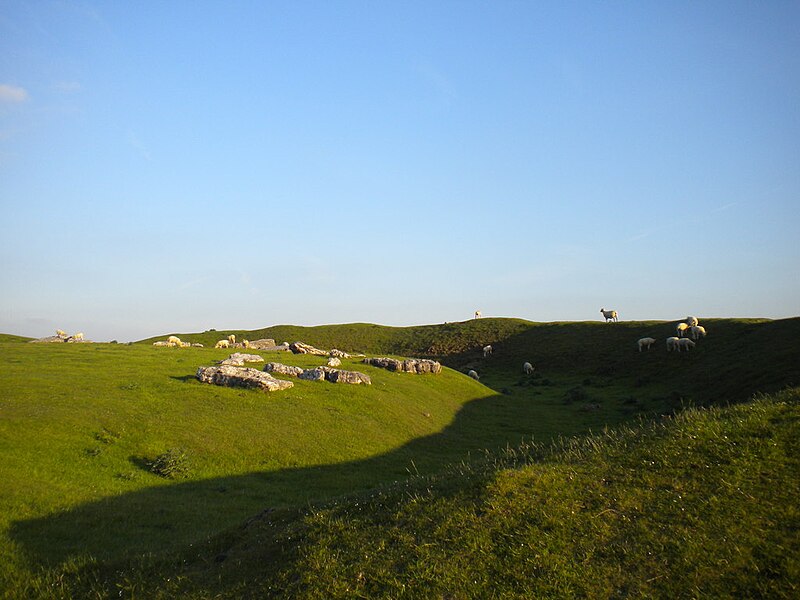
637 337 656 352
228 334 236 345
71 332 84 341
666 337 681 352
467 370 480 380
215 340 230 349
678 338 696 351
676 322 689 337
523 362 534 375
56 329 67 338
483 345 493 357
474 310 482 319
690 325 707 341
600 308 618 322
167 336 182 346
687 316 699 327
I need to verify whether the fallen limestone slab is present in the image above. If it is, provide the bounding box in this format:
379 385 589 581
245 338 280 350
264 363 305 377
298 367 326 381
321 366 372 385
219 353 265 366
196 365 294 392
289 341 329 356
362 357 442 374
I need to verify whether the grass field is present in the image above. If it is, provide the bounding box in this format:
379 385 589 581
1 317 798 597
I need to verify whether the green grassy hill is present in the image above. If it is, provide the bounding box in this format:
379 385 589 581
2 317 798 597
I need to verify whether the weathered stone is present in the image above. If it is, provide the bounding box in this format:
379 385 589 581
196 365 293 392
191 343 204 347
298 367 326 381
329 348 349 358
219 353 265 366
264 363 305 377
362 357 442 374
152 341 168 347
30 336 66 343
246 338 280 350
321 367 371 385
289 341 329 356
327 357 342 367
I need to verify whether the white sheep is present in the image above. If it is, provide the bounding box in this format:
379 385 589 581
687 316 699 327
167 335 182 345
56 329 67 338
228 334 236 344
242 339 250 349
637 337 656 352
690 325 706 341
474 310 482 319
71 332 84 341
483 345 493 357
666 337 681 352
215 340 230 349
523 362 534 375
467 369 480 380
676 322 689 337
600 308 618 322
678 338 696 351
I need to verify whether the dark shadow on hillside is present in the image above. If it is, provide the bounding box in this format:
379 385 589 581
9 388 568 568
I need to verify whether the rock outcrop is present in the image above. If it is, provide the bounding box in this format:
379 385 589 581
263 362 371 385
289 342 329 356
264 363 305 377
247 339 286 350
196 365 294 392
219 353 265 366
362 357 442 374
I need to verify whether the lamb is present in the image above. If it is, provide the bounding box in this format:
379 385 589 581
483 345 493 357
71 332 84 341
467 369 480 380
228 334 236 345
637 337 656 352
687 316 699 327
474 310 482 319
167 335 182 345
690 325 707 341
523 362 534 375
600 308 618 322
242 339 250 349
666 337 681 352
678 338 696 351
215 340 230 349
676 322 689 337
56 329 67 338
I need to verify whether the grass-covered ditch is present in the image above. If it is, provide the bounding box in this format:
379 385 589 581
1 317 798 597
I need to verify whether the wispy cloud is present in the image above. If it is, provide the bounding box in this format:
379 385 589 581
710 202 738 214
0 84 28 103
627 230 651 243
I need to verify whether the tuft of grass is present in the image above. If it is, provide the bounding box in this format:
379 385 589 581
148 448 190 479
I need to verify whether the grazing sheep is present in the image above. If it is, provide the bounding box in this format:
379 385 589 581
637 337 656 352
215 340 230 349
523 362 534 375
467 369 480 380
228 334 236 345
167 335 182 345
678 338 696 351
56 329 67 338
71 332 84 341
600 308 618 322
153 341 168 347
690 325 707 341
483 345 493 357
676 322 689 337
474 310 482 319
687 316 699 327
242 339 250 349
666 337 681 352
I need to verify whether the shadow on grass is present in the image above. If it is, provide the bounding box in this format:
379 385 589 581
10 388 571 568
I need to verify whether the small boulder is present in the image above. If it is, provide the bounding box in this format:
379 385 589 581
264 363 305 377
219 353 265 366
289 342 329 356
298 367 326 381
327 357 342 367
196 365 294 392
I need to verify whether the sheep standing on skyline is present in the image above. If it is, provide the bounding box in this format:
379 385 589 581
467 370 479 380
71 332 84 341
676 322 689 337
483 345 493 357
600 308 618 322
687 316 699 327
474 310 482 319
56 329 67 338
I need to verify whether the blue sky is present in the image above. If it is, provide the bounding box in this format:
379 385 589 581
1 1 799 341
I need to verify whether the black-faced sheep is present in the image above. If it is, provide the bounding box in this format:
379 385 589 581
600 308 618 322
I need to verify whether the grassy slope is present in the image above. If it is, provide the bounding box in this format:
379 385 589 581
3 317 799 597
56 388 800 598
